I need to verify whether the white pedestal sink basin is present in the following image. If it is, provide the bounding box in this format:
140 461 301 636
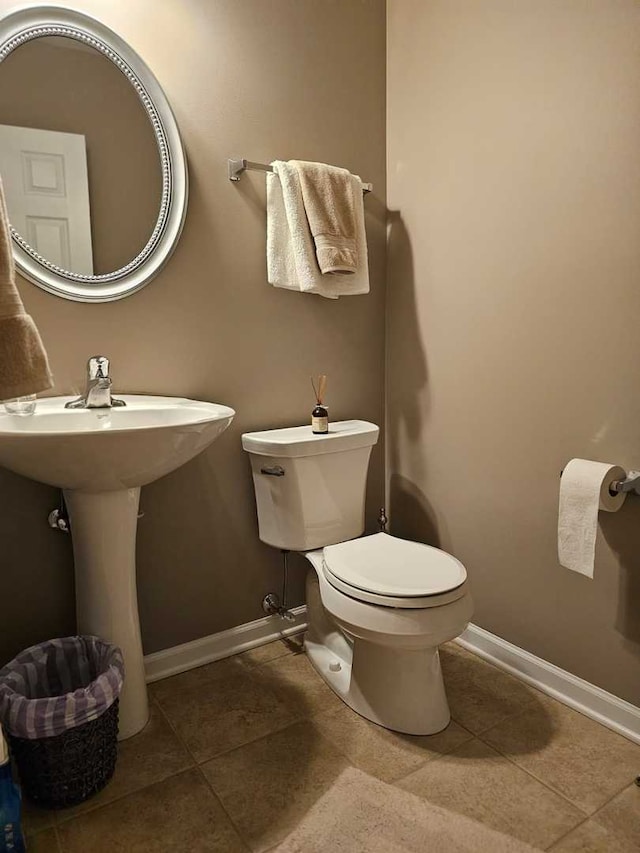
0 395 235 739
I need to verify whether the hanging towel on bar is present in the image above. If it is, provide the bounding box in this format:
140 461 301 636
267 160 369 299
0 176 53 401
292 160 357 275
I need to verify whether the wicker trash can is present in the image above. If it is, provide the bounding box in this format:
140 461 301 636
0 636 124 809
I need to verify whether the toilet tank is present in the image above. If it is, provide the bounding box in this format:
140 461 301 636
242 420 379 551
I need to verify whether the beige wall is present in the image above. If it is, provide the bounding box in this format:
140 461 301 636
387 0 640 704
0 0 386 662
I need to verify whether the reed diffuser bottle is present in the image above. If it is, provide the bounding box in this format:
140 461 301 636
311 375 329 434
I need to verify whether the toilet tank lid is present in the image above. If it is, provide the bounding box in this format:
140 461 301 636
241 420 379 457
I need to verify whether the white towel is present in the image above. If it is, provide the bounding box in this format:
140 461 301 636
267 160 369 298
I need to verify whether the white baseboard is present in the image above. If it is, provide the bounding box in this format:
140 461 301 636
144 605 308 683
144 610 640 746
457 623 640 746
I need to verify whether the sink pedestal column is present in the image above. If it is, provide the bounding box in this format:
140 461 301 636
64 487 148 740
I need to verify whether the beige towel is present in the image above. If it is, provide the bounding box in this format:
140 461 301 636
0 177 53 401
267 161 369 298
292 160 358 275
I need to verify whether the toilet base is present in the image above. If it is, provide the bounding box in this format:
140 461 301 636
305 633 451 735
303 560 452 735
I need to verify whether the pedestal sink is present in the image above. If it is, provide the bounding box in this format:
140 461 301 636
0 395 235 739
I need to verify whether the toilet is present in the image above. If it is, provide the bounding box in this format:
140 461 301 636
241 420 473 735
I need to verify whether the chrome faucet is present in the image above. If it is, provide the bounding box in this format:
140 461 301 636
65 356 126 409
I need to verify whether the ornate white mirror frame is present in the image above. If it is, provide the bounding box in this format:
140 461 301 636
0 6 188 302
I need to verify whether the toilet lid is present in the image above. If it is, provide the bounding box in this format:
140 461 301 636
323 533 467 598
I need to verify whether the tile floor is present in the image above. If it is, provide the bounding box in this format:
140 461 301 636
21 637 640 852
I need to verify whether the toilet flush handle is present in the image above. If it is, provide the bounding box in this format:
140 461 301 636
261 465 285 477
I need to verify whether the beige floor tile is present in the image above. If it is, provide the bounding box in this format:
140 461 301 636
440 643 540 734
551 819 637 853
239 636 305 668
551 781 640 852
55 701 193 821
152 658 296 763
593 782 640 847
481 694 640 814
270 766 541 853
313 705 473 782
26 828 61 852
150 654 250 697
202 719 351 852
396 737 585 849
257 652 344 718
20 796 55 836
57 768 247 853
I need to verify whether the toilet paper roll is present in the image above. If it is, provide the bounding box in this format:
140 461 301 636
558 459 627 578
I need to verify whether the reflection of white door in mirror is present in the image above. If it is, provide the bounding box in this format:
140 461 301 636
0 124 93 274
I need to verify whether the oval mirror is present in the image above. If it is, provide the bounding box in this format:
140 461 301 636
0 7 188 302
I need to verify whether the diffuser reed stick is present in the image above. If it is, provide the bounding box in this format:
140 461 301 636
311 374 328 406
311 375 329 434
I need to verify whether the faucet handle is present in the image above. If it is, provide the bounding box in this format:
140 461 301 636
88 355 110 380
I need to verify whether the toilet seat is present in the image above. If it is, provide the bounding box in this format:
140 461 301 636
322 533 468 609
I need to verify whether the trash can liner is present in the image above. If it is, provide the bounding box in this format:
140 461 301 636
0 637 124 740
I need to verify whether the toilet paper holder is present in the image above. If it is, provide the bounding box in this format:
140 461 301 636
560 468 640 497
609 471 640 496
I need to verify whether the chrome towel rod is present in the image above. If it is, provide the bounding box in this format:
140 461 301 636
228 158 373 194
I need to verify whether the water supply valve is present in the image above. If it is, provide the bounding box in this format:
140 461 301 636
48 507 70 533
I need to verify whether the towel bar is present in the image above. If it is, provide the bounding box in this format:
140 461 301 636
228 158 373 194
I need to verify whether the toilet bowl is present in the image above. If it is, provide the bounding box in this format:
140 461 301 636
304 533 473 734
241 420 473 735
